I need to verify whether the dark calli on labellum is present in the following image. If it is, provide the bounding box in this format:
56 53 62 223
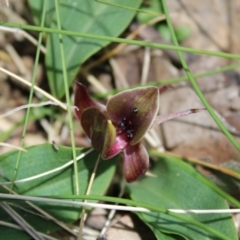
74 82 205 182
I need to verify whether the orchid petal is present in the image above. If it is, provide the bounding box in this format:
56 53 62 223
152 108 206 128
104 133 129 160
74 82 105 121
123 143 149 183
81 107 116 158
106 87 159 145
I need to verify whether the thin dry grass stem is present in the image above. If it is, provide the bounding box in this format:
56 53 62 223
0 26 46 53
140 45 164 150
60 119 70 143
140 47 151 84
0 67 67 110
2 193 240 214
0 221 57 240
169 209 240 214
83 71 108 94
81 226 98 236
83 16 165 72
0 100 61 145
53 119 64 142
0 193 148 212
81 226 99 239
109 58 129 89
163 151 240 180
0 101 61 119
5 43 31 80
78 154 101 240
0 202 44 240
109 40 164 151
147 128 165 152
144 131 164 152
37 114 54 142
7 202 52 219
0 148 94 186
86 154 101 196
78 209 86 240
1 3 26 24
1 185 77 237
0 0 9 7
99 182 125 238
140 47 163 151
0 142 27 152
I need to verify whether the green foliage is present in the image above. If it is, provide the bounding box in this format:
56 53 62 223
28 0 55 27
0 144 117 238
127 154 238 240
28 0 142 98
137 0 162 23
0 0 239 239
157 23 191 43
175 26 192 42
157 24 171 41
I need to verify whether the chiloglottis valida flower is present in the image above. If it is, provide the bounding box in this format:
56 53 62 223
74 82 205 183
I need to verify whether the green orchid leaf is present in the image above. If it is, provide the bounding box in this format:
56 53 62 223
127 153 238 240
28 0 55 27
0 144 117 239
29 0 142 98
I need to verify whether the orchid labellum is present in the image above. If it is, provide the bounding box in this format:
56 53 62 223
74 82 205 182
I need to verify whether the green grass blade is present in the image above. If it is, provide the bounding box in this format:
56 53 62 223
96 0 164 17
95 62 240 98
49 194 233 240
44 0 141 98
10 1 47 190
161 0 240 152
54 0 79 194
1 22 240 60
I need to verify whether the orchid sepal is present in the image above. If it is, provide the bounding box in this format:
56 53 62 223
74 82 106 121
123 143 149 183
74 82 205 183
151 108 206 128
81 107 116 159
106 86 159 145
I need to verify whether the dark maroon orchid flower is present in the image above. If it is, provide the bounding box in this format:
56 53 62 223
74 82 205 182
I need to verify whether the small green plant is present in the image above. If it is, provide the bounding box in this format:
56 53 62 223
0 0 239 239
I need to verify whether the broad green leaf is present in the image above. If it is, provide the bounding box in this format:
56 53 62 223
127 154 238 240
0 144 117 239
29 0 142 98
28 0 55 27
